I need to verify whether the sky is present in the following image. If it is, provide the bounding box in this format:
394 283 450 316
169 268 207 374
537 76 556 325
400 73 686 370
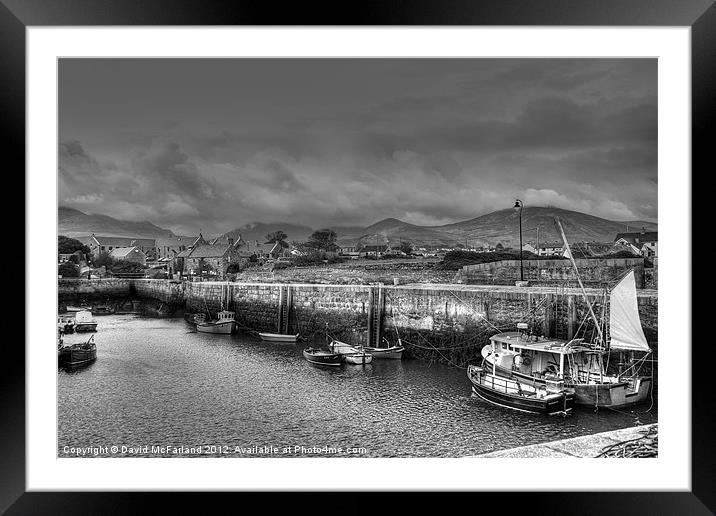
58 58 657 236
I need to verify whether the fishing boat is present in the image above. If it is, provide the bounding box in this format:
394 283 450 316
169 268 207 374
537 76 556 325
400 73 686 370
58 335 97 366
196 310 236 334
66 302 91 313
362 337 404 359
344 351 373 365
74 310 98 332
58 314 76 334
258 332 300 343
302 347 343 366
93 304 115 315
482 219 653 408
467 364 574 415
328 339 361 355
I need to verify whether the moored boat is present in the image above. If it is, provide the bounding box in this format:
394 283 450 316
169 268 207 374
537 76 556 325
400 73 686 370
362 338 404 360
58 314 76 334
258 332 300 343
59 335 97 366
467 364 574 415
74 310 98 332
93 304 115 315
66 302 91 313
302 347 343 366
328 339 361 355
344 351 373 365
196 310 236 334
480 220 654 409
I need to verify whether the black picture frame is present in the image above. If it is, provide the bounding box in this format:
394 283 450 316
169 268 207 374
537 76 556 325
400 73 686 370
4 0 710 514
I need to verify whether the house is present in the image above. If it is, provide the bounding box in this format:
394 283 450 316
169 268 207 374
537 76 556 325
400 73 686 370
80 234 158 260
522 243 538 255
109 246 147 265
614 229 658 258
155 235 203 261
536 242 565 257
359 244 389 258
182 242 240 279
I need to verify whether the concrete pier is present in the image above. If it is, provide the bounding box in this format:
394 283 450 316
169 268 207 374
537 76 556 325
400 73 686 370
474 423 657 458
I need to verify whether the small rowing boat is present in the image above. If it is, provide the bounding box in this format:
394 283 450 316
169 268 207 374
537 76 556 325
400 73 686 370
258 332 300 343
344 352 373 365
302 347 343 366
59 335 97 367
362 340 404 360
74 310 98 332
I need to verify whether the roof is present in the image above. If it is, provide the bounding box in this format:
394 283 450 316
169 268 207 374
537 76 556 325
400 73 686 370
175 248 193 258
155 235 196 248
90 235 157 247
186 243 231 258
614 231 658 244
490 332 591 356
109 246 144 259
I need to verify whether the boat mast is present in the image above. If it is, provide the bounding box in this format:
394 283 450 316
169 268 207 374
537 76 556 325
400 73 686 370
554 217 604 347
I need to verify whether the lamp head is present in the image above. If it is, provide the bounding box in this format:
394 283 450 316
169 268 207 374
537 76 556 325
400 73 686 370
513 199 522 211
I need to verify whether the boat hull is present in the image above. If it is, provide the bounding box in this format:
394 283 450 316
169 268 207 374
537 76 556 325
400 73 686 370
259 333 299 343
361 346 404 360
58 345 97 366
75 323 98 332
485 355 652 408
344 353 373 365
302 349 343 366
468 367 574 415
573 377 652 408
196 321 235 334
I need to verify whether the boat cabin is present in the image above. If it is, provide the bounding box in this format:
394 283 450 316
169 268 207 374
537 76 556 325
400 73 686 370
486 330 600 382
216 311 235 322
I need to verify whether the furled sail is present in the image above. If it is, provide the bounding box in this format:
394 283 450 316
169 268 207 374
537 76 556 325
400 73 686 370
609 271 651 352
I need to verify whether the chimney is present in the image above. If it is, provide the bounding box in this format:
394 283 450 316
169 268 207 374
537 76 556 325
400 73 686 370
228 237 234 246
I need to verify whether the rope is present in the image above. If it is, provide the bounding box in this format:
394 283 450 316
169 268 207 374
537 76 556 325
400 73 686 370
595 425 657 458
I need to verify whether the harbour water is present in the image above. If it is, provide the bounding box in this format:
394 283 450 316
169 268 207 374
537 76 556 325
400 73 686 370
58 315 657 458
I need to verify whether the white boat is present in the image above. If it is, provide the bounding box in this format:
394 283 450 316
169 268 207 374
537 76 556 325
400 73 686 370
328 339 361 355
196 310 236 334
66 303 91 313
362 338 404 359
74 310 98 332
258 332 300 343
344 352 373 365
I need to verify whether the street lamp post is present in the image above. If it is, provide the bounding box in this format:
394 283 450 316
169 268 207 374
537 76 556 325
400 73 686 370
513 199 524 281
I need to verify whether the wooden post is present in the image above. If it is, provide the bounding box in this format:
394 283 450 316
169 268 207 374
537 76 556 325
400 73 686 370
376 285 385 346
567 295 576 340
277 285 285 333
367 288 376 347
284 286 293 334
543 294 553 337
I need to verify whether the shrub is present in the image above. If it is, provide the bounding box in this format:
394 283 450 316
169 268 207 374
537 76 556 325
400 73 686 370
58 262 79 278
438 250 558 270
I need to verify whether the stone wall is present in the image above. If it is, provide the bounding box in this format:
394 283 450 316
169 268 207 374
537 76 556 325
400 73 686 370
454 258 646 288
58 279 658 368
229 260 454 285
58 278 132 300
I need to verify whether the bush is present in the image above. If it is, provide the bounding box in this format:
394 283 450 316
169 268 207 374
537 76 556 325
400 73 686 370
58 262 79 278
110 260 144 274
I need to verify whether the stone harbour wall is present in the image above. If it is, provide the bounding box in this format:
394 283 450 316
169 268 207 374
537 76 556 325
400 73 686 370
454 258 646 288
57 279 658 368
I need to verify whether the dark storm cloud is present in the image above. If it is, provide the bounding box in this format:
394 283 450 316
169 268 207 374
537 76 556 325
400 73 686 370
58 58 657 234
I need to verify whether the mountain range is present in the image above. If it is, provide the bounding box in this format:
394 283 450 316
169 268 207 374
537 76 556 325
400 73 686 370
58 206 657 248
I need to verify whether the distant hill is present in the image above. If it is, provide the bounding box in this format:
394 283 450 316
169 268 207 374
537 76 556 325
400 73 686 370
222 222 314 244
356 218 458 247
58 207 176 239
432 207 658 248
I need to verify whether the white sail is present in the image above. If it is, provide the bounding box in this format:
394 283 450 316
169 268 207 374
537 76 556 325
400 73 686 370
609 271 650 352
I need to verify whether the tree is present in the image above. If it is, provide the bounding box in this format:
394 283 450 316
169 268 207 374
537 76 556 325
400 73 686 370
58 235 91 257
306 228 338 252
265 230 289 248
58 262 79 278
92 251 115 269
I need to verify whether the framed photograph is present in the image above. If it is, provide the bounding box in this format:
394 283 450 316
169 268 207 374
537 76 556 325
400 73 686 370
6 0 711 513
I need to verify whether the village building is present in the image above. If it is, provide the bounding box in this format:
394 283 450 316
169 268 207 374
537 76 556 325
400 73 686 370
80 234 158 260
359 244 389 258
614 229 658 258
109 246 147 265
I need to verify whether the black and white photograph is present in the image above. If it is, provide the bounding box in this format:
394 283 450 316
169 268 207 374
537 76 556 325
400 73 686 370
55 57 660 460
